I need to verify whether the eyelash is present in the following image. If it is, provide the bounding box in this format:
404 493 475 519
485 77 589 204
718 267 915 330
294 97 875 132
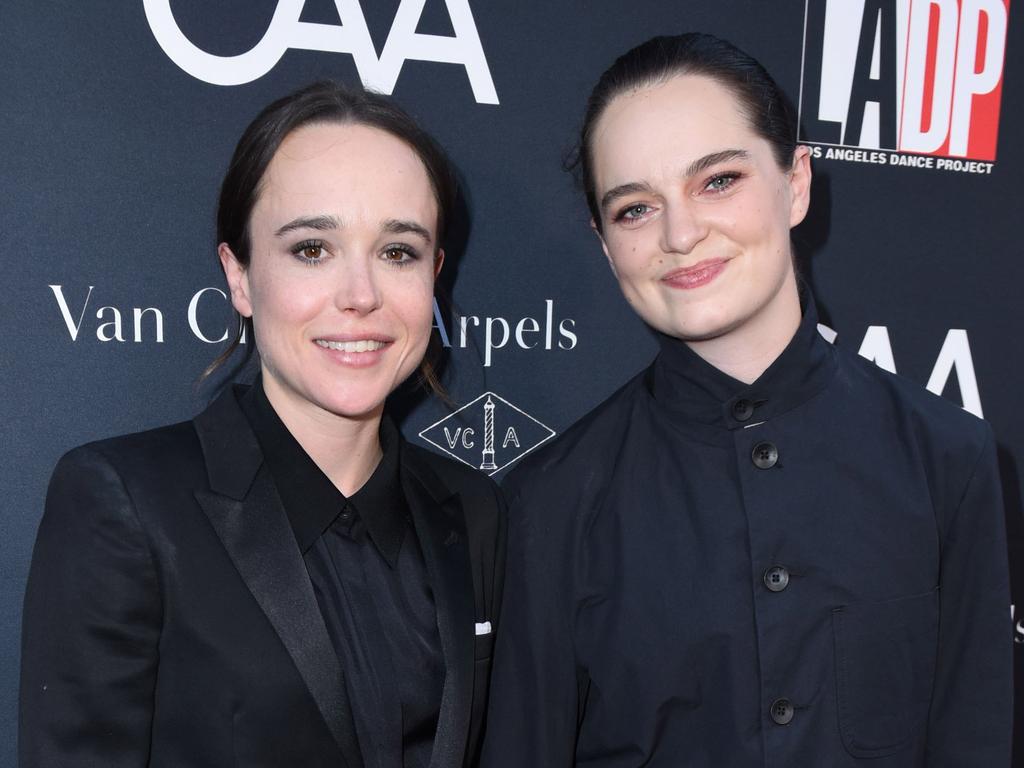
288 240 422 267
704 172 741 193
381 243 420 267
291 239 326 265
614 204 652 223
612 171 744 224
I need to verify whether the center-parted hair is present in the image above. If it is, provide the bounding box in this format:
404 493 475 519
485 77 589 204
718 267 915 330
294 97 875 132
206 81 457 386
567 33 799 231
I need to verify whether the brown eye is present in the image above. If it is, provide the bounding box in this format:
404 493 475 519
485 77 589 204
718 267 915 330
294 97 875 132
381 244 418 266
291 240 326 264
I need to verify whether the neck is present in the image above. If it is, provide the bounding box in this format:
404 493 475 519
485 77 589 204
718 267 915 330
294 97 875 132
685 278 803 385
262 375 383 496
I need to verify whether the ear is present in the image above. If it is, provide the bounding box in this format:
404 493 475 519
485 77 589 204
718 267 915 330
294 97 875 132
218 243 253 318
788 145 813 228
433 248 445 279
591 218 619 279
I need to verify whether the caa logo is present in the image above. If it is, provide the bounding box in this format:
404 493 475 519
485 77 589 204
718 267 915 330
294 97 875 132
143 0 498 104
799 0 1009 159
419 392 555 476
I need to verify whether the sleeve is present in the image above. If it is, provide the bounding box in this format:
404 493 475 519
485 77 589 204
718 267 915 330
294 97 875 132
925 427 1013 766
479 476 584 768
19 445 163 768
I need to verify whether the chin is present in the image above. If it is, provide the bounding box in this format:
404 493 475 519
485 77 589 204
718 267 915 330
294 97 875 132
651 308 739 343
318 396 388 421
306 380 391 420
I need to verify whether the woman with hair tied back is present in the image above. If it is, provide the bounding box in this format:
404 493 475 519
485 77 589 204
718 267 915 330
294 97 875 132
482 33 1011 767
20 82 504 768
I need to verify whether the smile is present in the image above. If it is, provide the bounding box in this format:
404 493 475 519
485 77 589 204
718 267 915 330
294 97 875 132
661 258 729 290
315 339 389 353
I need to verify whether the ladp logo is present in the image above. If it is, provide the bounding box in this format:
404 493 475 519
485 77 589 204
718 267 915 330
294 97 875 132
799 0 1010 160
419 392 555 476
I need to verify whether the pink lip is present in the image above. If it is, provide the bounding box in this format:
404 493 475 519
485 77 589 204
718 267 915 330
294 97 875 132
661 258 729 290
312 334 395 369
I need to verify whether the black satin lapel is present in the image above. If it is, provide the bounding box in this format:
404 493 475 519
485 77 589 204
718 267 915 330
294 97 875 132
401 462 475 768
195 467 364 768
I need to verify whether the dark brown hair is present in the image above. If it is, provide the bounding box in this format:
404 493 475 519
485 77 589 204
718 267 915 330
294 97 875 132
204 80 456 396
567 33 798 232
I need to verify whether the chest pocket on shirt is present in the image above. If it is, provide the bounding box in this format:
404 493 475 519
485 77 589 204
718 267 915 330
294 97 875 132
832 588 940 758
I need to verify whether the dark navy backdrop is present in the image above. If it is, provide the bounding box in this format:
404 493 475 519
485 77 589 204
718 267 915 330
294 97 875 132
2 1 1021 765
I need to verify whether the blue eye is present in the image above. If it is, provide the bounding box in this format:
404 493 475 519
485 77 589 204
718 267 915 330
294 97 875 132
704 173 739 192
616 203 652 223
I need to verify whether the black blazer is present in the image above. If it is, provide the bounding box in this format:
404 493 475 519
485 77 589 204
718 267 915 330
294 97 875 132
20 386 505 768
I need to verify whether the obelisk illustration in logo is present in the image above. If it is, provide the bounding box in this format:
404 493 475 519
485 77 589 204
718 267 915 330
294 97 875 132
419 391 557 475
479 396 497 470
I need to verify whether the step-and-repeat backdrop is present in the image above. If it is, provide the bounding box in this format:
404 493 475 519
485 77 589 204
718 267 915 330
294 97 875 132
2 0 1021 764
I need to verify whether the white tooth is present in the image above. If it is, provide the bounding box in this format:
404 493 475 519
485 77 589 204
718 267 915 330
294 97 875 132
316 339 385 352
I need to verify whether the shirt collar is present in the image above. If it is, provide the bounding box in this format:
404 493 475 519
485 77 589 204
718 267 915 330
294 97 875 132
239 378 407 567
649 291 837 430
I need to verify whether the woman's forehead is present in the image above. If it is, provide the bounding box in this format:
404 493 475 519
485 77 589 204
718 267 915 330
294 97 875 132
591 74 762 184
268 122 428 185
254 122 437 226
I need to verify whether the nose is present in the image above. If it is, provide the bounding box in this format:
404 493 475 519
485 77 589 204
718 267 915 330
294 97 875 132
659 200 709 255
336 257 382 315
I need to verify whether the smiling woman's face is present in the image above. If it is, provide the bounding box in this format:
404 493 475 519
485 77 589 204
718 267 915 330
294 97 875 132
590 73 811 348
221 121 441 423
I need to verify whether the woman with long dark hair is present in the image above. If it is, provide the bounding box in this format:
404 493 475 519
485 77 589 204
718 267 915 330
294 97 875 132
21 82 504 768
482 33 1011 767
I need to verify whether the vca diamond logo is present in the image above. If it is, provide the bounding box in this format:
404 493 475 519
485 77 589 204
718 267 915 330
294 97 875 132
418 392 555 476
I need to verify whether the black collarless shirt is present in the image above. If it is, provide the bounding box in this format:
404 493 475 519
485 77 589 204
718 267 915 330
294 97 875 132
240 381 443 768
484 298 1011 766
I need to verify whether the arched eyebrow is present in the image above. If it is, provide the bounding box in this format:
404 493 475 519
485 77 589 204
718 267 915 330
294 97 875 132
382 218 433 245
274 215 339 237
685 149 749 178
600 181 654 214
272 215 432 244
599 148 751 214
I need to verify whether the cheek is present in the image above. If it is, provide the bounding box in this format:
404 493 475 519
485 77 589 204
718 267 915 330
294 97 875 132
605 234 653 279
250 272 326 331
722 197 786 252
392 273 437 339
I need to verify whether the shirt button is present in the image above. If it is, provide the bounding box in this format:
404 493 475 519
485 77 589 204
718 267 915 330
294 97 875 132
731 398 755 422
763 565 790 592
339 508 354 522
770 698 794 725
751 441 779 469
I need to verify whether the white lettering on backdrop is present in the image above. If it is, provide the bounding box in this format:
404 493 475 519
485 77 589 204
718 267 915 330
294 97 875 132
142 0 499 104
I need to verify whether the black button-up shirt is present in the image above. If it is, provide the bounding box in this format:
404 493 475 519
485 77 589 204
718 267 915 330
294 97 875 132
482 300 1011 767
241 382 443 768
